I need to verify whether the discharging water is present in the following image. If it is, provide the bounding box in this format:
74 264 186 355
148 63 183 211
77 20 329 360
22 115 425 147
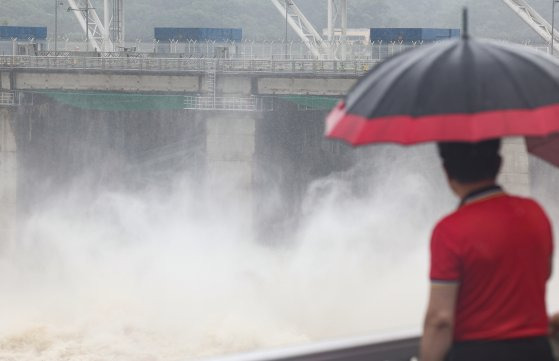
0 144 483 361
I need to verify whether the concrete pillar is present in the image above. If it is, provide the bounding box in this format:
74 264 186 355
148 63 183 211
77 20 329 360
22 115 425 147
0 71 13 91
498 137 530 196
0 108 17 248
205 112 257 235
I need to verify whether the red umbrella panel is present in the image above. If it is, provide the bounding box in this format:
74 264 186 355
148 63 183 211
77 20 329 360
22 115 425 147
526 133 559 168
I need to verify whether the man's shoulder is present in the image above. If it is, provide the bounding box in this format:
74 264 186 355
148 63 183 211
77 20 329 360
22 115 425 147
432 210 462 241
486 194 546 214
462 194 543 213
504 195 551 222
435 194 548 231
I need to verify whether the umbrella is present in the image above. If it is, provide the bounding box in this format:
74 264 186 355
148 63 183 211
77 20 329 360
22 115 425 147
526 134 559 167
326 12 559 151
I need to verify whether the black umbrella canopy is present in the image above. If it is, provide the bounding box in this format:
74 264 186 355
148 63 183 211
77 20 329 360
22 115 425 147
350 38 559 117
326 36 559 145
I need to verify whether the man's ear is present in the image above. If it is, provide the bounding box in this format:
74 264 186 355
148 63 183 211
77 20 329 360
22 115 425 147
441 163 460 196
441 161 451 181
447 178 462 197
496 155 503 173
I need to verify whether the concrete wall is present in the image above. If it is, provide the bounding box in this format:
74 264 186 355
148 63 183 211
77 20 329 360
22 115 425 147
205 113 258 235
10 71 358 96
0 71 13 90
499 137 530 196
206 114 256 189
256 77 356 96
0 108 17 248
16 72 201 93
253 101 354 241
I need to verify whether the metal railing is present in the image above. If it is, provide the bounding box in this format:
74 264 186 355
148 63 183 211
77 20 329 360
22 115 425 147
0 55 377 76
4 38 552 61
184 96 274 111
197 330 420 361
35 39 422 61
35 38 553 61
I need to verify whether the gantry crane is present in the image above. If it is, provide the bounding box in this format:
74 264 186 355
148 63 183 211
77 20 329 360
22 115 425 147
68 0 342 57
65 0 124 52
269 0 348 60
270 0 559 60
64 1 559 56
501 1 559 53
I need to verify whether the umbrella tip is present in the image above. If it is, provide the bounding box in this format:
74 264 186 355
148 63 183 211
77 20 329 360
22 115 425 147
462 7 469 39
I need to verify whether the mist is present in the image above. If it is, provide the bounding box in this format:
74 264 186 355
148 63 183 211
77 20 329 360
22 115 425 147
0 140 456 361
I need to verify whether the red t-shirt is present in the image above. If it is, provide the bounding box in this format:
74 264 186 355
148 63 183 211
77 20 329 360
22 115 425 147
430 191 553 341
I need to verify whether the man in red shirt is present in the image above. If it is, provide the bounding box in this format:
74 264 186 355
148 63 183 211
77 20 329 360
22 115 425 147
420 140 554 361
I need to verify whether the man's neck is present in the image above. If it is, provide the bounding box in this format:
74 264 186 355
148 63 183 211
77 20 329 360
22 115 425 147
451 179 498 200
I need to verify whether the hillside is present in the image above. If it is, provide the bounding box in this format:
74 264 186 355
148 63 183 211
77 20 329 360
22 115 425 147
0 0 553 43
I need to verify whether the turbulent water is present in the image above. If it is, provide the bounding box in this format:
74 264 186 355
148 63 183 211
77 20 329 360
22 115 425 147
2 144 559 361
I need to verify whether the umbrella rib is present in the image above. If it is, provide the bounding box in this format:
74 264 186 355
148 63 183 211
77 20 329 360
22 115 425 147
482 44 532 109
495 42 559 101
371 43 457 120
348 46 430 111
345 46 420 107
410 44 460 117
476 45 533 138
484 44 559 135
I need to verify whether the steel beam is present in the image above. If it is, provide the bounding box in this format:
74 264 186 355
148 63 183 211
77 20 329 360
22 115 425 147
111 0 124 49
502 0 559 54
269 0 330 59
0 107 17 250
104 0 110 43
326 0 348 59
66 0 114 52
340 0 347 60
328 0 334 42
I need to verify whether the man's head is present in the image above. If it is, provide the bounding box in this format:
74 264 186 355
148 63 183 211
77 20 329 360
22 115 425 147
437 139 502 186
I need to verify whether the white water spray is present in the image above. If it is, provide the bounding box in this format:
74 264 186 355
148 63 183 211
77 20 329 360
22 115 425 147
0 144 457 361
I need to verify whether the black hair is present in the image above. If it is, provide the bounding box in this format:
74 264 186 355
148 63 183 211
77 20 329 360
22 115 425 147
437 139 502 183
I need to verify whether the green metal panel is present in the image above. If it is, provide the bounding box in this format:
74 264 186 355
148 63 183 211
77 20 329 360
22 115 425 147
35 91 188 111
32 91 339 112
280 95 339 110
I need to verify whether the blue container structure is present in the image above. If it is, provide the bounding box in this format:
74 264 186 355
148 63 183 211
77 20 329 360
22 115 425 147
0 26 47 40
370 28 460 43
154 28 242 42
